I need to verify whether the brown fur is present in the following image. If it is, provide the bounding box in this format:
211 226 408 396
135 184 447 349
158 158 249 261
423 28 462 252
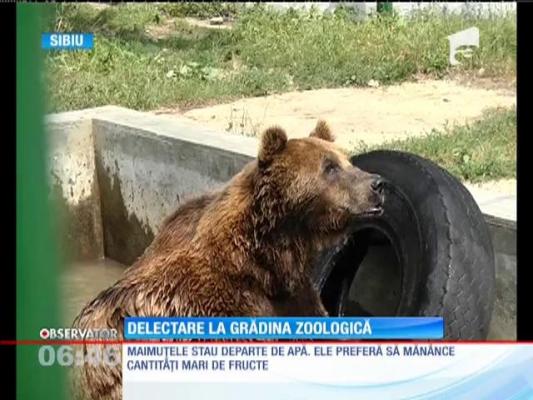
309 120 335 142
71 120 384 399
127 192 217 269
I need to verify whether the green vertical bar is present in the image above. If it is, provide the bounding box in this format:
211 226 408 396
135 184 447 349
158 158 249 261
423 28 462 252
17 4 65 400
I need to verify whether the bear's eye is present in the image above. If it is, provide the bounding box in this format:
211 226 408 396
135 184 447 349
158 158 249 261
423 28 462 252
324 159 340 175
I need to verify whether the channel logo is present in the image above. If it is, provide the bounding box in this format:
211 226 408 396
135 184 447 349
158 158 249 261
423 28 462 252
447 27 479 66
39 327 118 340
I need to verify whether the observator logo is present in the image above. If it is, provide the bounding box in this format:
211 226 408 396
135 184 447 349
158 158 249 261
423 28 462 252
39 327 118 340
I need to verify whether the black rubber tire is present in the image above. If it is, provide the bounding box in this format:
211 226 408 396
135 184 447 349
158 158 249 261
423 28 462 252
315 150 496 340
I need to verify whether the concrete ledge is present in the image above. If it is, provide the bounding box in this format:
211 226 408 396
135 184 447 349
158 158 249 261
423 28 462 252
47 106 517 253
48 106 259 158
464 184 516 257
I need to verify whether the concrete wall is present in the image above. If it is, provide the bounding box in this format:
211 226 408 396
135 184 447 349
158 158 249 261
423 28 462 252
47 106 258 264
257 2 516 17
46 113 104 262
91 111 256 264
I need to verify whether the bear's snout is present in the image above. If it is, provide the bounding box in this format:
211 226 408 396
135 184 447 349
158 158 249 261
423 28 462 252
348 172 386 218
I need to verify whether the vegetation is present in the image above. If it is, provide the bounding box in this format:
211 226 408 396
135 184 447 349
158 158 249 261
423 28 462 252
355 107 516 183
45 3 516 112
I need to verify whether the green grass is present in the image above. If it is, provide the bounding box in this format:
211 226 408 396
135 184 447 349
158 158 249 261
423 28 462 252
45 4 515 112
233 5 515 88
354 107 516 183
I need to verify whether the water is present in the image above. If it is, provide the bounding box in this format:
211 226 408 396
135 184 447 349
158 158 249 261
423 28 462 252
60 258 126 326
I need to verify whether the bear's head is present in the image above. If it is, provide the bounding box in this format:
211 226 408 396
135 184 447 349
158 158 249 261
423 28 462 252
253 120 385 237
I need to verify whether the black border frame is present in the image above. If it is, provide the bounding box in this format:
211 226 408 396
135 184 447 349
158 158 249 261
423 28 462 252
1 2 16 399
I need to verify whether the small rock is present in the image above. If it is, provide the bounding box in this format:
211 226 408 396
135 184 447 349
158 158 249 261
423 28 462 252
443 98 450 102
478 68 485 76
210 17 224 25
367 79 380 88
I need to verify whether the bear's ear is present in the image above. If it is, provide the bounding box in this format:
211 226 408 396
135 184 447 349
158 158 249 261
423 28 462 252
309 120 335 142
258 126 288 167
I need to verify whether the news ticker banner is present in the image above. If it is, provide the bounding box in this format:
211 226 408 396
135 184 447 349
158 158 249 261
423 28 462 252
121 317 533 399
122 343 533 400
124 317 444 340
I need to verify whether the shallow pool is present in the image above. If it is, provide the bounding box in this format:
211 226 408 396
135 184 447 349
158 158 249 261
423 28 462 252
60 258 126 326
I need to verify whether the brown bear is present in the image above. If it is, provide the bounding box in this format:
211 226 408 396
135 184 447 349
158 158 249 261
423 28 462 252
71 120 385 400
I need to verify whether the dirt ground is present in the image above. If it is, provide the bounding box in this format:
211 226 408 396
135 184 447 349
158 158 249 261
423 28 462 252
153 78 515 193
155 78 515 148
183 17 233 30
